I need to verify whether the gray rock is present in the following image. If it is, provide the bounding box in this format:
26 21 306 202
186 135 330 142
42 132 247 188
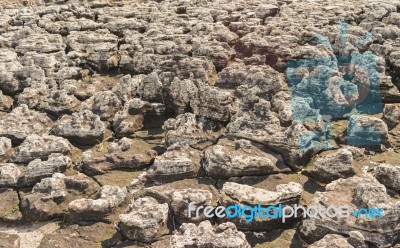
347 115 390 148
20 173 100 221
163 113 225 149
112 74 143 104
191 83 233 122
36 89 81 116
166 77 198 115
305 148 356 183
383 103 400 127
170 188 215 224
0 164 21 187
375 163 400 192
66 29 119 71
0 105 53 143
145 143 201 182
220 181 302 231
11 134 72 164
15 33 66 54
138 72 163 102
81 138 157 175
22 153 71 187
112 98 148 137
80 90 122 121
68 185 127 222
0 90 13 111
118 196 169 243
192 40 235 70
299 176 400 247
0 137 12 159
51 110 105 145
170 221 250 248
204 138 290 178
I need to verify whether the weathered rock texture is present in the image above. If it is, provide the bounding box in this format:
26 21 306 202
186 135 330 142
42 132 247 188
1 0 400 247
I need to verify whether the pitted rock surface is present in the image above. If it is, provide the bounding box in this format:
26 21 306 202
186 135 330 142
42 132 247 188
1 0 400 247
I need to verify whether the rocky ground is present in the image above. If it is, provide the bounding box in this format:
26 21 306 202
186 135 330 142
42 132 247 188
0 0 400 247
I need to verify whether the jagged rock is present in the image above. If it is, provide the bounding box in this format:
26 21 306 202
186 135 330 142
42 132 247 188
112 98 149 137
0 232 20 248
192 40 235 70
170 188 215 224
163 113 225 149
105 18 148 36
347 115 390 148
383 103 400 127
66 29 119 71
228 101 316 166
118 197 169 243
190 83 233 122
299 176 400 247
51 110 105 145
0 164 21 187
166 77 198 114
0 154 70 188
22 153 71 186
68 185 127 222
38 16 101 34
0 105 53 144
35 89 81 116
304 147 357 183
11 134 72 164
375 163 400 192
0 188 22 222
15 33 66 54
170 221 251 248
81 138 157 175
20 173 100 221
204 138 290 178
216 64 283 99
271 91 292 125
139 178 218 219
138 72 163 102
220 181 302 231
0 137 12 159
145 143 201 182
80 90 122 121
0 90 13 111
60 79 103 101
112 75 143 104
